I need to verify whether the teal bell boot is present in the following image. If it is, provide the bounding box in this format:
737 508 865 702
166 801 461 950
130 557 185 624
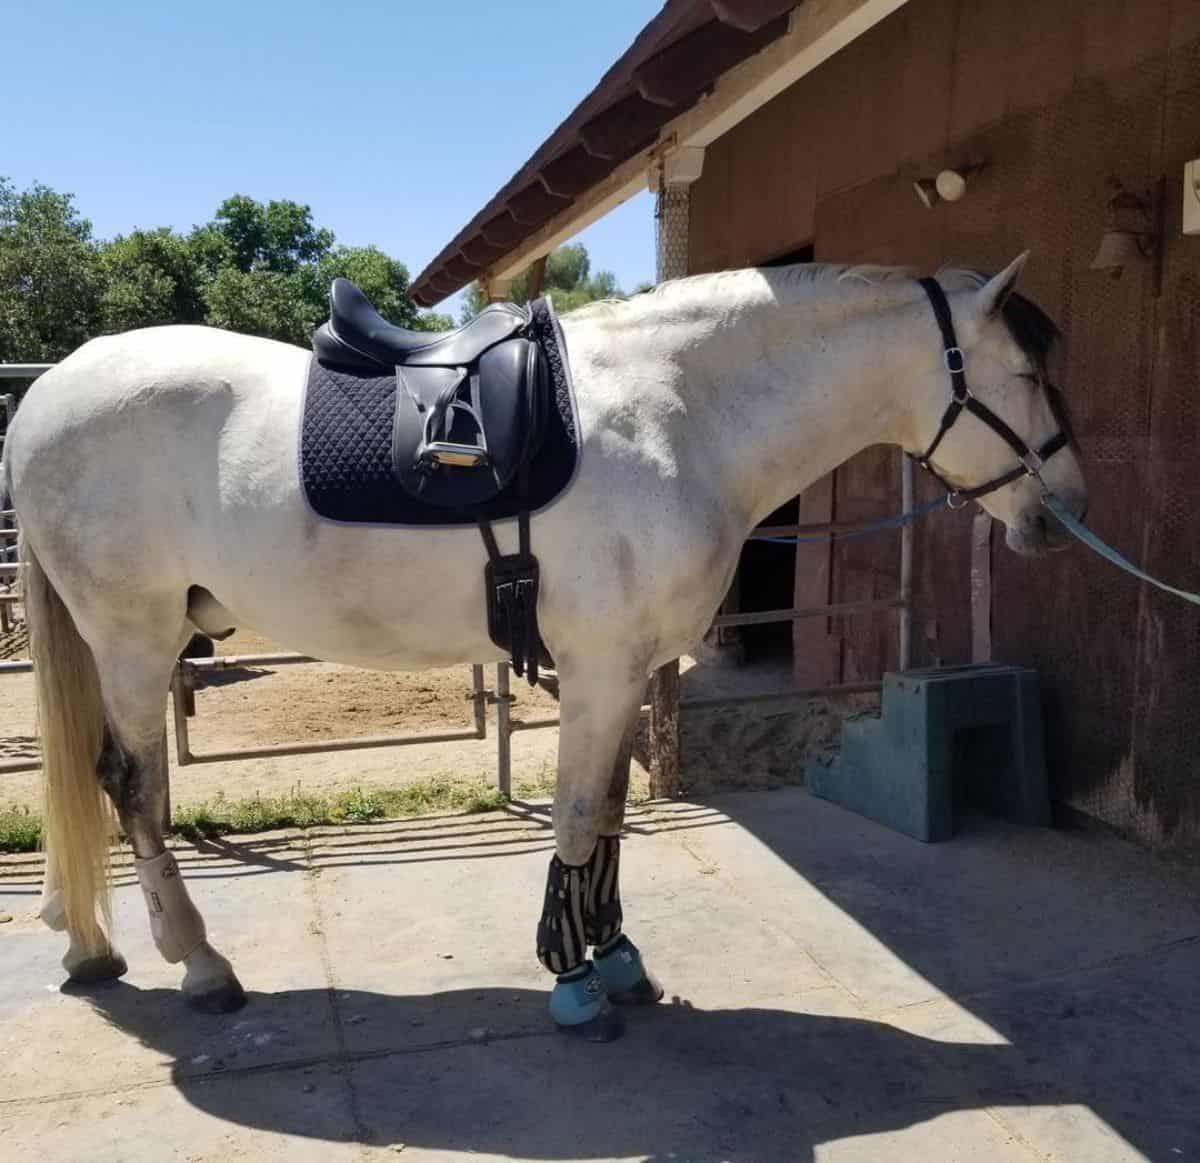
548 962 624 1041
593 935 664 1005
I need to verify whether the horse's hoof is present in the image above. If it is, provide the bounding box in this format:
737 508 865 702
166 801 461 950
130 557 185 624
594 935 662 1005
607 972 665 1006
182 942 246 1013
555 1002 625 1042
65 950 128 986
185 980 247 1014
548 962 623 1039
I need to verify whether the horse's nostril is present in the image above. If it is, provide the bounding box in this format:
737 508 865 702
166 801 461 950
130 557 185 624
1077 503 1088 525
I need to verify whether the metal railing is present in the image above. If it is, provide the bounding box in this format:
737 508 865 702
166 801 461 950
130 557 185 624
168 654 488 766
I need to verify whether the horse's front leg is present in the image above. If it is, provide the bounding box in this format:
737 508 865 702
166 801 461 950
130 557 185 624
536 656 659 1040
586 718 664 1007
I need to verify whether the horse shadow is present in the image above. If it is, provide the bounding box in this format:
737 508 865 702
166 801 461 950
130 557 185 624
80 981 1071 1161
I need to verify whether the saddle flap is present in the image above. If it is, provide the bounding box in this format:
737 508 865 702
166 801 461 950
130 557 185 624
475 338 542 474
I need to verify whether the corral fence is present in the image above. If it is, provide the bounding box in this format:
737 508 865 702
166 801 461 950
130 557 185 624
0 360 915 806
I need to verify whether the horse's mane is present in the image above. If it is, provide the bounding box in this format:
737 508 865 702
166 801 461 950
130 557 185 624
570 261 1062 379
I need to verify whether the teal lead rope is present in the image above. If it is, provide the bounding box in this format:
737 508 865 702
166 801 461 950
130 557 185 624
1042 491 1200 607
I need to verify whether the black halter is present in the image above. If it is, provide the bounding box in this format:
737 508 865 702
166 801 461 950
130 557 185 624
913 277 1069 509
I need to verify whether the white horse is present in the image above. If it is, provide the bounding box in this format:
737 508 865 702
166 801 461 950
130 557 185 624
6 255 1086 1038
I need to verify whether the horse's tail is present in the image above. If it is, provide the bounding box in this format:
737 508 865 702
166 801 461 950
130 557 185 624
22 535 113 955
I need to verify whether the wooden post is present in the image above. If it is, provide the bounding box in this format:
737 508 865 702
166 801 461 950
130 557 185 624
649 660 681 798
526 255 547 300
792 474 840 687
646 156 698 798
971 511 993 662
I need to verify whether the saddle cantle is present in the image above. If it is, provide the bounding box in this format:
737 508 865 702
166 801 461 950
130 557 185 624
314 278 532 369
306 278 579 683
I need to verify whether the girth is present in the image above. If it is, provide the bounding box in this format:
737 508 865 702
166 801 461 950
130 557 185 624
913 277 1068 508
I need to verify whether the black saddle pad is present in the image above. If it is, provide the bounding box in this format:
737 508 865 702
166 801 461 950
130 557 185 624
300 298 579 526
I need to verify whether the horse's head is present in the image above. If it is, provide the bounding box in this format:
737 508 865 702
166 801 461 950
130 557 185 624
907 254 1087 557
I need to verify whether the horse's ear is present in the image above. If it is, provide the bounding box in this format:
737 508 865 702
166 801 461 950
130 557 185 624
975 252 1029 317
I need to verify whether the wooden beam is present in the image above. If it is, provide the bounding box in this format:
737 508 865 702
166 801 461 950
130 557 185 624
579 93 673 161
540 146 614 197
526 255 547 299
634 15 787 108
508 181 570 226
649 661 681 798
481 211 530 247
710 0 800 32
481 0 910 284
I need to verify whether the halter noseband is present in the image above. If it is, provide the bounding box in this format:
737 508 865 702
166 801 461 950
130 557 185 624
913 277 1069 509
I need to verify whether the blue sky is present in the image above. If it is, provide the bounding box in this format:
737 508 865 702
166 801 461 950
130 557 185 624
6 0 661 315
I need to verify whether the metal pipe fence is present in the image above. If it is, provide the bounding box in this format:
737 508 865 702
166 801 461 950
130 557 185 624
0 365 54 379
169 657 488 766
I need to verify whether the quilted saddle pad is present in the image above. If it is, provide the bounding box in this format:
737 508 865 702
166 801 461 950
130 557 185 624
300 298 579 527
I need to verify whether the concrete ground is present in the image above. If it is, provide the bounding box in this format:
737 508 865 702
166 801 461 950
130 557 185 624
1 790 1197 1163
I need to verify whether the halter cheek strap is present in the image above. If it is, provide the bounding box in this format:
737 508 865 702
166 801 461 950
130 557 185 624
914 277 1068 507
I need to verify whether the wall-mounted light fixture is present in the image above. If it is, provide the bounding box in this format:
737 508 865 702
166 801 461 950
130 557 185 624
913 164 985 209
1090 184 1158 277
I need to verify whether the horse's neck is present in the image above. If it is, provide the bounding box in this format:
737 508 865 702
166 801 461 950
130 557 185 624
654 271 922 531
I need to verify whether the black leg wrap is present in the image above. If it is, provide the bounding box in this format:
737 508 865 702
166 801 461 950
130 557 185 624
536 855 589 976
585 834 623 947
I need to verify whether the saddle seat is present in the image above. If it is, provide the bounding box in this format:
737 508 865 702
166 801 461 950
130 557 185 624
314 277 530 369
312 278 549 511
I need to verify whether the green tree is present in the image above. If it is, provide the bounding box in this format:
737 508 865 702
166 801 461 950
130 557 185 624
461 242 623 321
209 194 334 274
0 181 456 356
97 227 206 333
203 266 322 347
0 178 100 361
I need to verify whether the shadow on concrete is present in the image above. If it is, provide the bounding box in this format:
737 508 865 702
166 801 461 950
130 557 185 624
80 982 1081 1161
0 805 734 895
711 790 1200 1161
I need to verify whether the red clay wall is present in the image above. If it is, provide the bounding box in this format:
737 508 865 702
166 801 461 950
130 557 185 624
689 0 1200 852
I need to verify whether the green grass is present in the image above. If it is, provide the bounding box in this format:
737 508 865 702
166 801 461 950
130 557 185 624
0 778 553 854
0 804 41 854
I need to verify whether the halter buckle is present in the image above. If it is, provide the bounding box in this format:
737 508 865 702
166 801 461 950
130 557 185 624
946 491 971 511
1019 449 1044 477
943 347 965 374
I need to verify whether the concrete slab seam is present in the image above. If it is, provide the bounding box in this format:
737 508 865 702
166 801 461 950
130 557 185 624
299 826 371 1155
674 829 870 1011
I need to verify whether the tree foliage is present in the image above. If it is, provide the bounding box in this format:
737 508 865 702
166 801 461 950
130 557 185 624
0 179 100 361
0 180 454 359
461 243 625 321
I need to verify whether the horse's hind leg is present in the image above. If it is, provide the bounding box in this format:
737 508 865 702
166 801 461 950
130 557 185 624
91 615 246 1012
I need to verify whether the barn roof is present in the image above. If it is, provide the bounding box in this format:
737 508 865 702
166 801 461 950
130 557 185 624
410 1 906 306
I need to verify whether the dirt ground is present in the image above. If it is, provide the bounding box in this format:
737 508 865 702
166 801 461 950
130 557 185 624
0 612 874 812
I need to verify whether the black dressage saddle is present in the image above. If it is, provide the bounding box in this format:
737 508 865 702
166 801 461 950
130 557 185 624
309 278 575 683
314 278 549 510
